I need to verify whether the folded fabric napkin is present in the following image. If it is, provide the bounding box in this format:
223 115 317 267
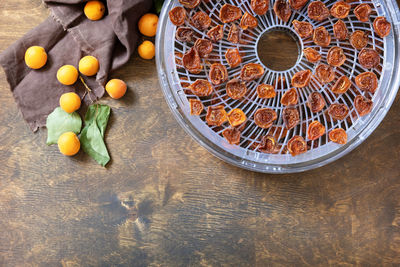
0 0 152 131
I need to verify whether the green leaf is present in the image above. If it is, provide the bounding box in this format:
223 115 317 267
154 0 165 14
46 107 82 145
80 104 111 167
84 104 110 137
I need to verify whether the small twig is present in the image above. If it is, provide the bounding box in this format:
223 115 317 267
79 75 94 103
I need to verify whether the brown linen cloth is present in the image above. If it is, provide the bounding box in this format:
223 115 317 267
0 0 152 131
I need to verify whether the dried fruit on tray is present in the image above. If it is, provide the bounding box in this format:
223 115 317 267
206 105 227 126
333 20 348 40
330 1 351 19
315 63 335 84
292 20 313 38
251 0 269 15
283 107 300 130
182 47 202 73
226 79 247 99
194 38 213 58
289 0 308 10
220 4 242 23
354 95 373 116
350 30 369 50
354 3 372 22
227 108 247 127
355 72 378 93
222 127 241 145
327 46 346 67
308 1 329 21
281 88 298 106
207 25 224 42
287 135 307 156
274 0 292 22
307 121 326 140
169 7 186 26
189 99 204 115
373 17 391 38
240 63 264 81
240 12 258 30
313 26 331 47
291 69 312 88
307 92 325 113
179 0 200 9
258 136 278 153
188 79 213 97
303 47 321 63
328 103 349 120
227 24 240 44
358 48 380 69
254 108 277 129
209 63 228 85
176 27 194 42
225 48 242 68
329 128 347 144
257 84 276 99
191 11 211 30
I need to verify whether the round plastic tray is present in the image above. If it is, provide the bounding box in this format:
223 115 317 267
156 0 400 173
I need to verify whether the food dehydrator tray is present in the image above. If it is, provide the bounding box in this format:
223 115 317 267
156 0 400 173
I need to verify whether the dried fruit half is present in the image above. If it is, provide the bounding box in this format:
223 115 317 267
225 48 242 68
303 47 321 63
328 103 349 120
330 1 351 19
189 99 204 115
329 128 347 144
373 16 391 38
240 63 265 81
227 24 240 43
209 63 228 85
274 0 292 22
257 84 276 99
194 38 213 58
222 127 241 145
178 0 200 9
354 3 372 22
251 0 269 15
258 136 278 153
307 121 326 140
226 79 247 100
283 107 300 130
188 79 213 96
287 135 307 156
358 48 380 69
308 1 330 21
355 72 378 93
254 108 277 129
350 30 369 50
227 108 247 127
315 63 335 84
206 105 227 126
331 75 351 94
327 46 346 67
307 92 325 113
291 69 312 88
220 4 242 23
292 20 313 38
281 88 298 106
240 12 258 30
289 0 308 10
191 11 211 30
182 47 202 74
176 27 194 42
207 25 224 42
333 20 348 40
169 7 186 26
313 26 331 47
354 95 373 116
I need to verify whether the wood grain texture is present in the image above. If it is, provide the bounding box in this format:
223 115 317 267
1 1 400 266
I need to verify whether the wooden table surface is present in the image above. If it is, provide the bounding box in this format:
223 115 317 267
1 1 400 266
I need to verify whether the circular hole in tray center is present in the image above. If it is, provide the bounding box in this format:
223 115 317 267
257 29 301 71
